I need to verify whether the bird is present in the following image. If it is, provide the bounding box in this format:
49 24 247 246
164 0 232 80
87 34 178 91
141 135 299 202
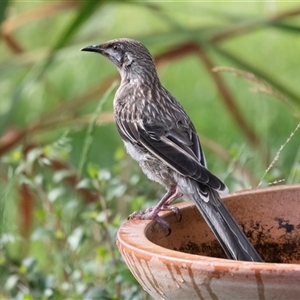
81 38 263 262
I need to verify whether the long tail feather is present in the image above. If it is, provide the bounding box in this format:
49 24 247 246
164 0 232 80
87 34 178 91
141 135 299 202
192 188 263 262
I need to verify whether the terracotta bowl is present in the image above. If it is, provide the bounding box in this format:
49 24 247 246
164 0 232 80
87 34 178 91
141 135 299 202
117 184 300 299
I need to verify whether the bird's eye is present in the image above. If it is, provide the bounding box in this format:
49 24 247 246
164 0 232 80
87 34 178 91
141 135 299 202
113 44 118 51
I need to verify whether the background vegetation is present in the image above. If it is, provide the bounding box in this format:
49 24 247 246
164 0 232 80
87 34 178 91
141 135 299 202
0 1 300 299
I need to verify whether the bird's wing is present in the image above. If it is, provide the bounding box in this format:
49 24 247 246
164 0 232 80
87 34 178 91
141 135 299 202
142 122 226 191
116 116 226 192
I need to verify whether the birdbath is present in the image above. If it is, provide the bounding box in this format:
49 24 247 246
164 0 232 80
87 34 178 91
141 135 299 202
117 184 300 299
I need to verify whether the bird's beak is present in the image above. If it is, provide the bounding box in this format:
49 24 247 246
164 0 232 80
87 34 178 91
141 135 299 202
80 44 104 54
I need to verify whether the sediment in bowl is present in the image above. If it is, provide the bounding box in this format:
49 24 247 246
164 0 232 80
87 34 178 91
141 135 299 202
146 185 300 263
117 185 300 299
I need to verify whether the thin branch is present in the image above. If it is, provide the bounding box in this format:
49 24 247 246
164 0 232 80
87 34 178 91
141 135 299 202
0 75 117 156
201 48 257 143
155 41 198 66
19 183 34 238
195 45 263 150
154 42 265 162
211 45 300 106
1 1 78 53
210 6 300 43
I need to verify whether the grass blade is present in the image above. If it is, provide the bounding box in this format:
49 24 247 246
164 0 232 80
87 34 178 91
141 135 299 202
77 81 118 178
210 44 300 107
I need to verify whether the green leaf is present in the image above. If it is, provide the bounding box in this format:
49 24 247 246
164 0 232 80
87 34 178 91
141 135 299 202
87 163 99 178
67 227 84 251
48 187 65 202
31 228 52 241
5 274 19 291
76 178 93 189
21 257 37 274
98 169 111 182
53 169 75 183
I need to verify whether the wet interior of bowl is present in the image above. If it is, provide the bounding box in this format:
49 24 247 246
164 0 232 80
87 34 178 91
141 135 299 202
145 186 300 263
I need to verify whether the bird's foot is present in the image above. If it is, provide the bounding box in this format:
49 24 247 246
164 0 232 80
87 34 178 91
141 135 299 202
160 204 182 221
129 204 181 221
128 204 181 235
128 209 171 234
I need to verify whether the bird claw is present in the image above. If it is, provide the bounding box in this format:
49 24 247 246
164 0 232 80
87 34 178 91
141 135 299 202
161 205 182 221
128 204 181 221
128 204 181 235
128 209 171 235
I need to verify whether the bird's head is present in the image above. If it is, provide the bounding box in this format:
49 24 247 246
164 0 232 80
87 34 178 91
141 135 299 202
81 38 157 81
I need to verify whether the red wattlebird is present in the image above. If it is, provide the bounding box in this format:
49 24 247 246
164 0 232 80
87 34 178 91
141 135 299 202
81 38 263 262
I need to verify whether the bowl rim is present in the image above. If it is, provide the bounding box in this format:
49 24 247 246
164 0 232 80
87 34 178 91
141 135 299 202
117 184 300 272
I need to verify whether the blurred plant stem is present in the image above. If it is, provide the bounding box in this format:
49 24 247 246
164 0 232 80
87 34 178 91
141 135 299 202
77 81 118 179
1 2 79 53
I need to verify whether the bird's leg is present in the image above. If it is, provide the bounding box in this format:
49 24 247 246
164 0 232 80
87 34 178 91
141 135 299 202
159 187 183 219
128 185 183 230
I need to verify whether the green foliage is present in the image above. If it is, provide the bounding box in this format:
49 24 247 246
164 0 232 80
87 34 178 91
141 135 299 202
0 138 153 299
1 1 300 299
